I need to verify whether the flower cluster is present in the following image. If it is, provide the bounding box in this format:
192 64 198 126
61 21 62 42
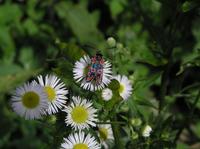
73 54 133 101
130 117 153 139
11 74 68 120
11 43 134 148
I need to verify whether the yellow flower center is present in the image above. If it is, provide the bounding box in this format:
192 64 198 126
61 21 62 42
71 106 88 123
44 86 56 101
119 84 125 93
99 127 108 141
73 143 88 149
22 91 40 109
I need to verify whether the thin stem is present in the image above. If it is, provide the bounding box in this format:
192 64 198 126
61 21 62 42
111 115 123 149
134 139 164 148
174 89 200 142
181 83 200 93
191 89 200 116
35 120 53 129
172 93 195 98
158 54 173 113
96 121 125 125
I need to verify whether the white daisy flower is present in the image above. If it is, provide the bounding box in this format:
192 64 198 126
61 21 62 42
73 55 112 91
11 82 48 120
63 96 98 130
98 123 114 149
102 88 113 101
61 131 101 149
142 125 152 137
35 75 68 115
114 75 132 100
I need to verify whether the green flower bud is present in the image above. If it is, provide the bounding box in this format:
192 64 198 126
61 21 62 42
131 131 139 140
161 132 169 139
48 115 57 124
116 43 123 50
107 37 116 47
108 79 120 90
131 118 142 126
120 104 129 112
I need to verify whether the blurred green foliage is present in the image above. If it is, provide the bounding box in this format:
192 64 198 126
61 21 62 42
1 0 200 148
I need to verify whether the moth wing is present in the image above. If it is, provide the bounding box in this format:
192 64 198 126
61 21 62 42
86 67 96 82
95 67 103 84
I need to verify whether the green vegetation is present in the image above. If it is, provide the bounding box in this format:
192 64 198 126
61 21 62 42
1 0 200 148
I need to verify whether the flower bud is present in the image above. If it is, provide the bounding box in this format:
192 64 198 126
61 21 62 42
161 132 169 139
116 43 123 50
142 125 152 137
107 37 116 47
120 104 129 112
131 131 138 140
102 88 113 101
48 115 57 124
131 118 142 126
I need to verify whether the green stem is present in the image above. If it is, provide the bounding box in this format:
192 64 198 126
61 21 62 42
174 89 200 142
111 115 123 149
35 120 53 129
158 55 173 113
96 121 125 125
180 83 200 93
191 89 200 116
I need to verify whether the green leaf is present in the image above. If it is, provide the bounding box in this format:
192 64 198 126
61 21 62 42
177 142 189 149
27 0 44 21
109 0 125 19
0 4 22 24
191 121 200 138
55 1 103 45
0 64 22 76
53 60 73 81
23 19 39 35
19 47 37 69
59 43 86 62
0 69 42 94
134 99 158 110
182 1 199 12
0 26 15 64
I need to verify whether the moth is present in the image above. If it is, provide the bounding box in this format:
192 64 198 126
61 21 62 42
86 52 104 85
